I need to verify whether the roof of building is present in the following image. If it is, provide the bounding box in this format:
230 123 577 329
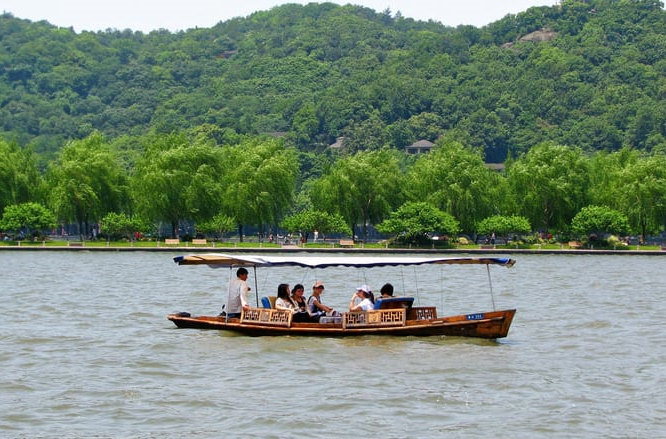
329 136 345 149
408 139 435 148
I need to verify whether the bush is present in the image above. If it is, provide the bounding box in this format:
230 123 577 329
571 206 630 238
377 202 460 245
100 212 150 241
0 203 56 239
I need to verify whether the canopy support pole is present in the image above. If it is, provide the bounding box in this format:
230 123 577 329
486 264 496 311
226 267 233 322
253 266 259 307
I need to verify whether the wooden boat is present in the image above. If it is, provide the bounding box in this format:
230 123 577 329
167 254 517 339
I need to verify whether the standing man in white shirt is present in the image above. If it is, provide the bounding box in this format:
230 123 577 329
227 267 250 318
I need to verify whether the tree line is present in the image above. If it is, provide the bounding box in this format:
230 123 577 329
1 131 665 244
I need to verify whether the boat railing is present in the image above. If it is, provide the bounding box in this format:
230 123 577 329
239 306 437 328
408 307 437 320
342 308 406 329
241 308 293 327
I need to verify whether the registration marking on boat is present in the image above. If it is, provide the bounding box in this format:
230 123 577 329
465 313 485 320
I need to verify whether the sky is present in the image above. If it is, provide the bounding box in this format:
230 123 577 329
3 0 559 33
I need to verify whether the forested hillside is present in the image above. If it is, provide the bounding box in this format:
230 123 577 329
2 0 665 163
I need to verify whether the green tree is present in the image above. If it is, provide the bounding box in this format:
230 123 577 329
571 205 630 238
100 212 149 241
281 209 349 241
377 201 460 245
309 149 404 240
0 202 56 238
48 133 129 239
195 214 236 240
342 111 389 152
406 140 500 233
615 154 666 240
476 215 532 242
0 140 44 212
587 147 638 208
506 143 589 233
131 132 226 238
219 138 298 241
288 102 319 147
567 116 623 152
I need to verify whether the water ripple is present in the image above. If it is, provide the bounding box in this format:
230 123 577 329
0 252 664 438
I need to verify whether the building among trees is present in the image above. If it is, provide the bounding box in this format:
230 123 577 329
406 140 434 154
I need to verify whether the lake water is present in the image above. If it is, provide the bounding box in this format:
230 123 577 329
1 251 664 438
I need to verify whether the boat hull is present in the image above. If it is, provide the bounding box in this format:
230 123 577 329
167 309 516 339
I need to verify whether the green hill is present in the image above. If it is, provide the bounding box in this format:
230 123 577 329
1 0 665 162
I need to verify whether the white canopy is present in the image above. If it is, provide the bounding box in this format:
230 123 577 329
173 253 516 269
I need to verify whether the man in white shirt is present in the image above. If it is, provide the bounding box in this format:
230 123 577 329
227 267 250 318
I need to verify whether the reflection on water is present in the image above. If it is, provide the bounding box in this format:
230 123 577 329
0 251 665 438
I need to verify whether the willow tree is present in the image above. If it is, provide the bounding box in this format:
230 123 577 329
48 133 129 239
131 132 226 238
506 142 589 233
220 138 298 241
587 147 639 209
405 140 501 234
309 149 404 240
0 140 45 212
615 154 666 240
587 148 666 239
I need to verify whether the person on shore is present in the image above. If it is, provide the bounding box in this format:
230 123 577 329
307 280 338 320
227 267 250 318
349 285 375 311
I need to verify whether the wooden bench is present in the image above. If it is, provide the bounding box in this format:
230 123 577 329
480 245 495 249
191 239 207 246
339 239 354 248
164 239 180 245
68 242 84 247
568 241 581 249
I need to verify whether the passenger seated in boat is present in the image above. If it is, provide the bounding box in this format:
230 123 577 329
373 283 415 310
275 283 296 312
307 280 339 321
291 283 317 322
379 283 394 298
349 285 375 311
